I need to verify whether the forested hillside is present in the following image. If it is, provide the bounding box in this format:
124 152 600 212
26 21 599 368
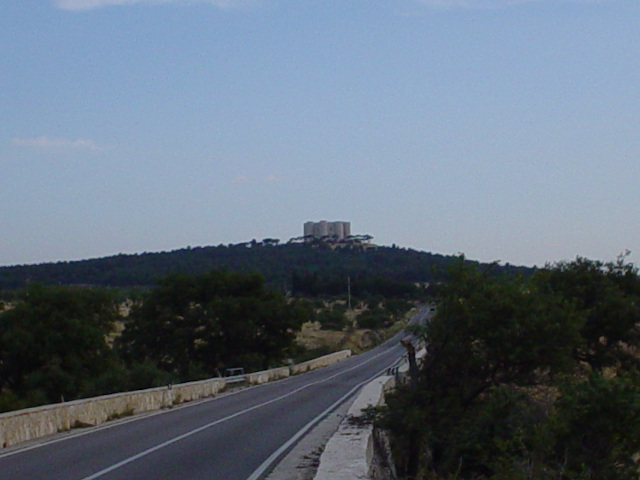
0 243 532 293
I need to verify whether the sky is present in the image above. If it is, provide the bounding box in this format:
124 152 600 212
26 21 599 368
1 0 639 268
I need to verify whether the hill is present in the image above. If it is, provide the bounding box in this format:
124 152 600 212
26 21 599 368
0 243 533 293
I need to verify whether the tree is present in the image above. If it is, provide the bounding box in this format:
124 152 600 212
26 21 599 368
380 258 580 478
356 307 391 329
548 371 640 480
533 255 640 372
379 256 640 479
0 284 120 410
119 271 310 379
316 307 348 331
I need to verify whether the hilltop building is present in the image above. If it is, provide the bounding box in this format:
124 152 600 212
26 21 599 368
303 221 351 242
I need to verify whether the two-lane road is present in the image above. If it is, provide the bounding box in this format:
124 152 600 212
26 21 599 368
0 307 431 480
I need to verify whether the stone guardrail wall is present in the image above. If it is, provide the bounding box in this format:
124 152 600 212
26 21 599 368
314 375 396 480
0 349 351 449
313 345 427 480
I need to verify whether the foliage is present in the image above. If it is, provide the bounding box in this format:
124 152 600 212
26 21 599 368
0 270 312 413
291 270 420 298
354 299 414 330
316 307 349 331
356 307 391 329
0 284 121 411
379 256 640 479
548 372 640 480
290 345 335 364
383 298 413 320
118 270 311 378
533 254 640 372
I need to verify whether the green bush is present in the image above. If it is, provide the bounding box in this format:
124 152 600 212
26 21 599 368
317 308 348 330
356 308 390 329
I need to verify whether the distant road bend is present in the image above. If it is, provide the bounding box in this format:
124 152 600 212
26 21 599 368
0 307 431 480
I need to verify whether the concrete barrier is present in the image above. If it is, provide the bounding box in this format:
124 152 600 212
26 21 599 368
314 375 396 480
246 366 290 385
0 378 224 449
290 350 351 375
169 377 226 404
313 345 426 480
0 349 351 449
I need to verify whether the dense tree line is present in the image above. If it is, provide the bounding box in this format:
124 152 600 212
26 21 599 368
291 271 420 298
0 271 312 413
0 243 532 293
379 256 640 480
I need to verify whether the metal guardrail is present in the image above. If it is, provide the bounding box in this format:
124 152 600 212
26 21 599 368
224 367 246 384
386 366 400 376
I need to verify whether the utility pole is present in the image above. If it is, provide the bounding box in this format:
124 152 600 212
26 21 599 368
347 275 351 310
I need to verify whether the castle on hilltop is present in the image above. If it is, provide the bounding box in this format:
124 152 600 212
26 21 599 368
300 221 374 248
303 220 351 242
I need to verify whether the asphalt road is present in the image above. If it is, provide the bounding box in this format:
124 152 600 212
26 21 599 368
0 307 430 480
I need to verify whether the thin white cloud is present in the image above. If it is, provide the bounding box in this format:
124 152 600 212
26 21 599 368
415 0 531 7
413 0 605 9
232 173 281 184
54 0 259 11
12 136 101 151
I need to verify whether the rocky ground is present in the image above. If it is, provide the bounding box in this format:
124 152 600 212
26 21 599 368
295 321 384 355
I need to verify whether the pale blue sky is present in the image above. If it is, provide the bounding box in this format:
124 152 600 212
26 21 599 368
1 0 638 267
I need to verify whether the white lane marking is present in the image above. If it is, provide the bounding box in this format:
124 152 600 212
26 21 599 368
246 363 393 480
75 345 403 480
